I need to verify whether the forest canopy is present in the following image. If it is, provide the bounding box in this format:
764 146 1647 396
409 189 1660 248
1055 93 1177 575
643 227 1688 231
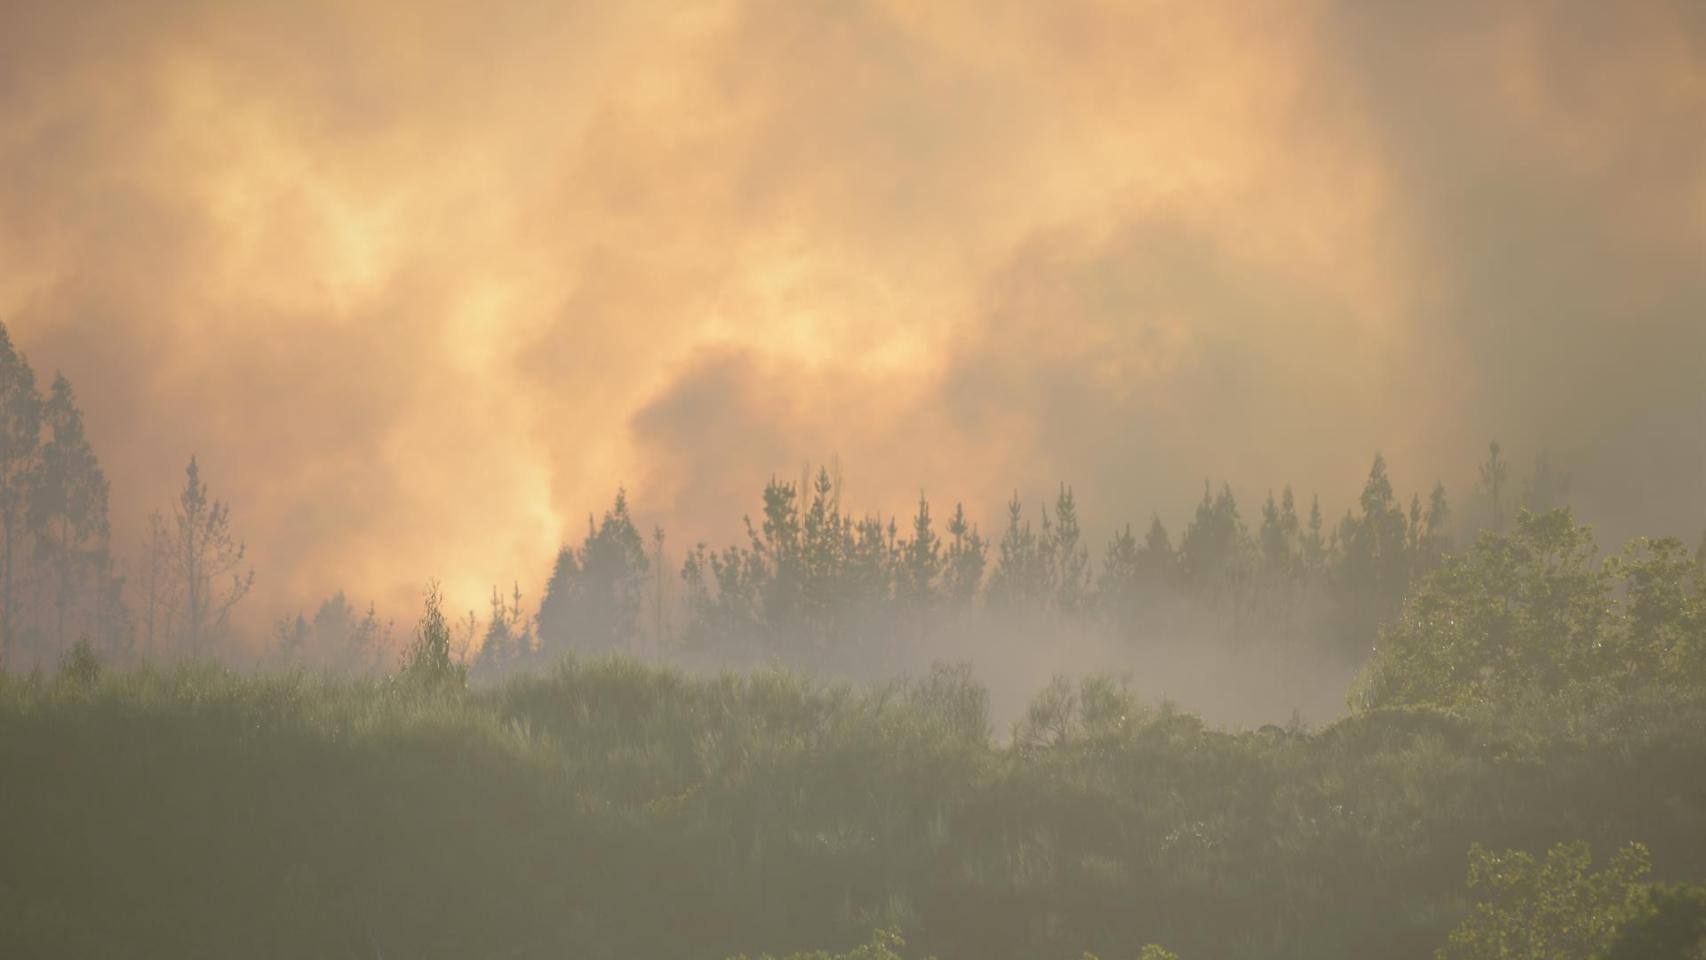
2 316 1705 958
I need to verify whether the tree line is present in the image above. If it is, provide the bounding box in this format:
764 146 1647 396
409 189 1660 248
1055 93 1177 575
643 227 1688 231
1 314 1697 683
0 323 254 671
498 442 1617 683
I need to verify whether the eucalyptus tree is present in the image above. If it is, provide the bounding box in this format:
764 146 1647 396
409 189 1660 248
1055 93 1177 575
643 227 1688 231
31 375 111 655
0 326 39 666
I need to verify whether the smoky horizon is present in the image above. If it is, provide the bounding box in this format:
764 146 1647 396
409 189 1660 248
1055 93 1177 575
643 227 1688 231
5 4 1706 959
1 0 1701 656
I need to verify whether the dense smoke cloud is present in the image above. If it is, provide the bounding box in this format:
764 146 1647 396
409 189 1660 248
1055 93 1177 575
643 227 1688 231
0 0 1700 630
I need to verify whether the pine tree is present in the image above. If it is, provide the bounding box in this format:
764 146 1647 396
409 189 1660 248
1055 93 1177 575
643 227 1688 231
401 581 461 685
1096 522 1141 627
475 585 515 670
1301 495 1328 578
537 490 649 656
1478 440 1509 534
679 542 714 649
896 493 943 620
1338 454 1412 595
1179 482 1247 595
800 468 845 644
170 457 254 656
1140 515 1176 584
1052 484 1091 615
845 513 895 637
1332 454 1418 654
750 478 802 640
942 502 987 614
1259 488 1301 583
586 490 650 651
1279 486 1302 574
503 581 528 658
989 493 1050 615
1421 481 1452 560
537 546 581 655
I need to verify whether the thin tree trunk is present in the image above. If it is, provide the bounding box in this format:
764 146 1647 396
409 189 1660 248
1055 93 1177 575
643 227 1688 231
55 516 67 656
1 512 12 669
143 561 156 658
186 530 201 656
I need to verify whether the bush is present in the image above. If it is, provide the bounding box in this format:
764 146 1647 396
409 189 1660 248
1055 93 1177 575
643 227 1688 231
3 657 1705 959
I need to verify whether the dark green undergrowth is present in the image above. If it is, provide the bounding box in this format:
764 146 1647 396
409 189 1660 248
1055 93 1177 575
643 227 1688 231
2 657 1704 960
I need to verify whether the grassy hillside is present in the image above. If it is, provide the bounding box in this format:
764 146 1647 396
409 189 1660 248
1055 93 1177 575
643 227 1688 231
3 656 1704 959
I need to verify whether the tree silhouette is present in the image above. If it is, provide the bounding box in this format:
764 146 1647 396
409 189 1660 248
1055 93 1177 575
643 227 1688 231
896 493 943 632
537 489 649 656
1051 484 1090 615
1477 440 1509 534
31 375 111 655
942 502 987 615
0 327 39 666
170 457 254 655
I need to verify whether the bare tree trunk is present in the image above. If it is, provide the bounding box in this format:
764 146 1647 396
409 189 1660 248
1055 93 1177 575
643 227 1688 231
0 513 10 669
54 516 67 657
143 516 162 658
186 540 201 657
652 528 667 657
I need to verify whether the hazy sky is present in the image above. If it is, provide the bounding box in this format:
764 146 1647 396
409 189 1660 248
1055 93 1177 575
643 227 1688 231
2 0 1702 627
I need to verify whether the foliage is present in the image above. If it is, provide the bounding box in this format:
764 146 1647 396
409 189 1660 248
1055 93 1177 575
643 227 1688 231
0 323 40 668
169 456 254 654
652 451 1459 687
0 320 1503 698
1437 841 1651 960
31 375 114 656
1478 442 1510 535
399 581 465 687
729 928 927 960
1439 844 1706 960
0 326 128 670
58 636 102 686
1605 883 1706 960
1 309 1702 957
5 656 1706 959
1180 481 1247 595
1354 510 1706 712
538 489 651 657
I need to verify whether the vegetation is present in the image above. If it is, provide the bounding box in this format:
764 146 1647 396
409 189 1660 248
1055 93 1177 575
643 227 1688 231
1438 842 1653 960
1 318 1703 956
4 316 1686 725
3 532 1705 958
1438 840 1706 960
1355 509 1706 712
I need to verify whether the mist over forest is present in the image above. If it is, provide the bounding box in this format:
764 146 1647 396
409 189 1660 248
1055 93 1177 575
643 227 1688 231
3 0 1705 957
0 320 1651 726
